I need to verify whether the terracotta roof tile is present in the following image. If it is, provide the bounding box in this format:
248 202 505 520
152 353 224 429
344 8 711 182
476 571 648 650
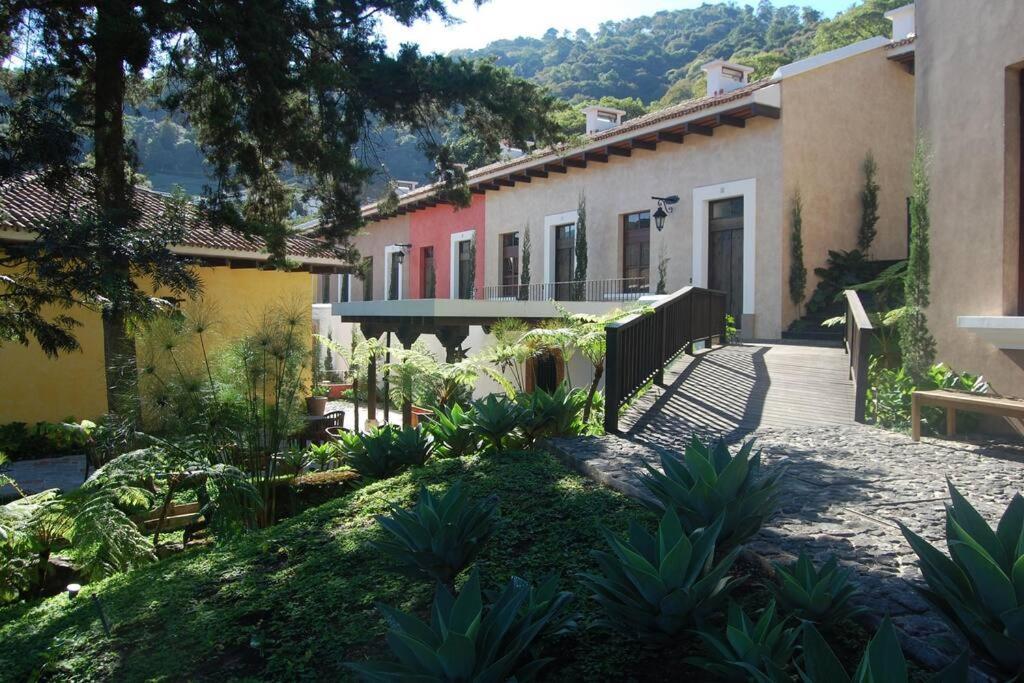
0 174 347 262
362 78 778 215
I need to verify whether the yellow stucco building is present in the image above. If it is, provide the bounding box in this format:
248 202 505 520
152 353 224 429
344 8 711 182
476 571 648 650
0 176 351 424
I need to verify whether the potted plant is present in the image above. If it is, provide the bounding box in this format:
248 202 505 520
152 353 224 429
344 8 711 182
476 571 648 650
306 385 329 416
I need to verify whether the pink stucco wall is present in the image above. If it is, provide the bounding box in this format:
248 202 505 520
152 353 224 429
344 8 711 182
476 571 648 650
408 194 486 298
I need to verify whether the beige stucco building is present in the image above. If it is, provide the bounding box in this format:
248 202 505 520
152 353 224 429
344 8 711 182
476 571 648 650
331 30 914 354
916 0 1024 399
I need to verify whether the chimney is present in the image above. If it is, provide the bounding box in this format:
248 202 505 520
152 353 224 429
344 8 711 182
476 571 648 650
582 105 626 135
701 60 754 97
394 180 418 195
884 4 915 41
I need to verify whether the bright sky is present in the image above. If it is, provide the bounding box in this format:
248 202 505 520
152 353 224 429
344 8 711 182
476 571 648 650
381 0 857 55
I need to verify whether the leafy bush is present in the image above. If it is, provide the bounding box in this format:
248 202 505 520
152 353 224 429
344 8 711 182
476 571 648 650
516 382 585 444
799 617 968 683
347 567 574 682
0 420 97 461
373 482 499 585
580 509 739 641
805 249 874 316
304 441 342 471
470 394 525 452
347 425 434 480
868 359 987 433
689 600 797 682
427 404 479 459
770 552 865 626
640 437 783 552
899 480 1024 676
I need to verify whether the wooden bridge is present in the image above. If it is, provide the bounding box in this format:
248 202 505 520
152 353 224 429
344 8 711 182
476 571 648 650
616 342 855 443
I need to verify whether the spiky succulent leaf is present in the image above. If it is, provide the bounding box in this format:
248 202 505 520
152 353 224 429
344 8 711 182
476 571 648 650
347 567 574 681
770 552 865 625
900 480 1024 676
373 482 499 584
690 600 797 682
469 395 525 452
579 509 739 641
640 437 784 552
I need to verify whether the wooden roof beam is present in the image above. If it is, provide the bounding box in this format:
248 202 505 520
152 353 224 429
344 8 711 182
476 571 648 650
716 114 746 127
751 103 781 119
657 131 684 144
510 173 532 183
684 123 713 136
479 181 501 191
606 145 631 157
630 138 657 151
544 163 568 174
564 157 587 168
584 151 608 163
525 168 549 178
495 177 515 187
470 186 486 194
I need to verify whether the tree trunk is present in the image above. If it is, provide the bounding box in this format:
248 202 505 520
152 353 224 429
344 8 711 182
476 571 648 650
583 361 604 425
93 2 138 417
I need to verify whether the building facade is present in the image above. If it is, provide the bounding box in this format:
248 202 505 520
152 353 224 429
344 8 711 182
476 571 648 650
329 26 916 388
916 0 1024 401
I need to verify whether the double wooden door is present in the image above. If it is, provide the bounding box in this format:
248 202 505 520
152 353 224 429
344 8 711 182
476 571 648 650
708 197 744 325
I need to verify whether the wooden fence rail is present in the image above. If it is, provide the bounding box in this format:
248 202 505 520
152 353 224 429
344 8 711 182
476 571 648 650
843 289 876 423
603 286 727 433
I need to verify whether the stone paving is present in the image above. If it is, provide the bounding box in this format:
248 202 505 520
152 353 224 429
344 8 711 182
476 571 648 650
548 344 1024 677
1 453 88 498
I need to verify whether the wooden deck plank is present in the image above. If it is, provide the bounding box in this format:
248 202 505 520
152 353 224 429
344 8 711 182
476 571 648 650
620 342 855 439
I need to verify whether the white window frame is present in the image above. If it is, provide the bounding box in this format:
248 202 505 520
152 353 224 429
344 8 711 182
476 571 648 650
543 210 578 284
449 229 476 299
384 245 404 301
691 178 757 316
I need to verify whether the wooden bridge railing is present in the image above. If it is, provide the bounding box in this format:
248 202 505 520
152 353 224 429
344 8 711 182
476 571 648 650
843 289 876 423
603 286 727 433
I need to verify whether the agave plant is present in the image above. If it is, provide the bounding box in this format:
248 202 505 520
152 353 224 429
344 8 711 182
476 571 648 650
346 425 433 480
428 404 479 459
771 552 865 626
470 394 525 453
373 482 499 585
516 382 585 445
579 509 740 641
392 425 434 467
347 567 574 682
799 618 968 683
348 426 407 480
689 600 798 682
640 437 783 552
899 480 1024 676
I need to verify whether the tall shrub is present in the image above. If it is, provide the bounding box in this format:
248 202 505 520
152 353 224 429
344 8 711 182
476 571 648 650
899 139 937 379
573 192 588 299
788 190 807 315
859 151 880 254
520 224 531 299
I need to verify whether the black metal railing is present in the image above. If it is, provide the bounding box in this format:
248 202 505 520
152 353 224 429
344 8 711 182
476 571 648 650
603 286 727 433
478 277 650 302
844 289 875 423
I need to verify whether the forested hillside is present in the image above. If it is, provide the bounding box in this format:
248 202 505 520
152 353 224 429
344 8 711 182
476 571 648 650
127 0 900 201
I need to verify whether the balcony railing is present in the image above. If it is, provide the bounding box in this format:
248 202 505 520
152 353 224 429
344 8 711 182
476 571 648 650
478 277 650 302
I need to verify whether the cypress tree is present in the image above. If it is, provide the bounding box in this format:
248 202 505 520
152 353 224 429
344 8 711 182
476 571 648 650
788 190 807 314
574 192 588 300
899 139 937 379
859 151 880 254
520 225 531 299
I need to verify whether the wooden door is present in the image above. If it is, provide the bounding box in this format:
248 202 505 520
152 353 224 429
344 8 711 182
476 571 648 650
555 223 575 300
622 210 651 294
501 232 519 297
421 247 435 298
708 197 744 325
388 252 400 300
457 240 473 299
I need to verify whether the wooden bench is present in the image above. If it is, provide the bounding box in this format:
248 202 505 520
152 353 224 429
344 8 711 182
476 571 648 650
911 389 1024 441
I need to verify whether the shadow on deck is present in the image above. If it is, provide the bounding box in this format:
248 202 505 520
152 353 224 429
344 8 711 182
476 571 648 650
620 342 855 447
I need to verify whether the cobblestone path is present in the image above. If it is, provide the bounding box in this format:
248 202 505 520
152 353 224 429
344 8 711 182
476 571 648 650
548 345 1024 677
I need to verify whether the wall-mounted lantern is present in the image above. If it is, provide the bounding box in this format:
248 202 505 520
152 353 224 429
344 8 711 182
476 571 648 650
651 195 680 231
392 243 412 264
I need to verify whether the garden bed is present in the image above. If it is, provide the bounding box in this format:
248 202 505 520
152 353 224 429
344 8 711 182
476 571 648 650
0 450 885 681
